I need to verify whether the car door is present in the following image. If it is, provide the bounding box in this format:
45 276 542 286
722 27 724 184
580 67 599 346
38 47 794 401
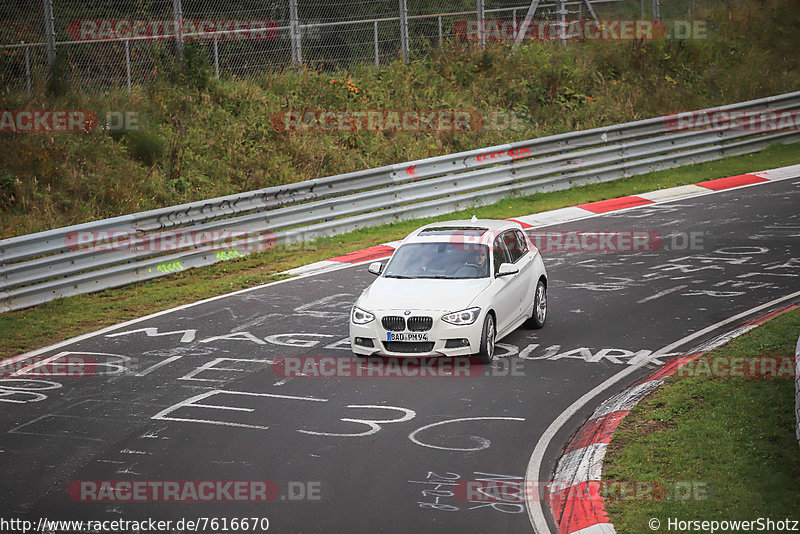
509 229 535 318
491 231 528 335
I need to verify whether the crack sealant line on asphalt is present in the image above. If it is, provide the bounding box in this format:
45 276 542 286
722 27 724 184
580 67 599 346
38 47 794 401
544 303 800 534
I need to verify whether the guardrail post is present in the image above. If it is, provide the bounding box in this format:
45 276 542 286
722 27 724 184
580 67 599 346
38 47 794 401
42 0 56 67
124 39 131 93
399 0 409 62
795 334 800 447
25 46 31 95
213 33 220 77
172 0 184 60
289 0 302 64
477 0 486 48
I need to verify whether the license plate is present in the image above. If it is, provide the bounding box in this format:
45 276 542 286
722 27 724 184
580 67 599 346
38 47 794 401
387 332 429 341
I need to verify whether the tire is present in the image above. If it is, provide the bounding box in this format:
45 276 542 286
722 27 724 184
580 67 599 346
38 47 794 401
525 280 547 329
475 313 496 364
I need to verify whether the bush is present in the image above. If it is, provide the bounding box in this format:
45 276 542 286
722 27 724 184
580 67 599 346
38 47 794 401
0 170 19 207
124 130 166 167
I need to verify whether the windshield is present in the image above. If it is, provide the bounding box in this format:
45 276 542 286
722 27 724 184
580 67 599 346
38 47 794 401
383 242 490 279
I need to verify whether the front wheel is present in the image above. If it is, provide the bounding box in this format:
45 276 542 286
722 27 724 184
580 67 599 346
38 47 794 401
525 280 547 329
475 313 496 364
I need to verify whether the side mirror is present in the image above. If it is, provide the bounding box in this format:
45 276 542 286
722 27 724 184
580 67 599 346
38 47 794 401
496 263 519 277
368 262 383 275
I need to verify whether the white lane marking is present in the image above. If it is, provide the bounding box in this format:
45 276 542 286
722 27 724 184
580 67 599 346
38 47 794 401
106 327 197 343
525 288 800 534
408 416 526 451
151 390 327 430
636 284 688 304
135 355 183 377
298 405 416 437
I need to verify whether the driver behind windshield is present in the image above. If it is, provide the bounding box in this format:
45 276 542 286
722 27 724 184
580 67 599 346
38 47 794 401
464 248 489 277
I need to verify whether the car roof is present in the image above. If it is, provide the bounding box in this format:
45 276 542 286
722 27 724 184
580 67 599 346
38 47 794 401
400 219 522 245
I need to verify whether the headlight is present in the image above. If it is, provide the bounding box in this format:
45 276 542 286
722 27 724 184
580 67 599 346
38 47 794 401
441 307 481 325
351 306 375 325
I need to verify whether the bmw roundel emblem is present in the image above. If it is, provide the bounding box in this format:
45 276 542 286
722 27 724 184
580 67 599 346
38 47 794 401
404 310 411 315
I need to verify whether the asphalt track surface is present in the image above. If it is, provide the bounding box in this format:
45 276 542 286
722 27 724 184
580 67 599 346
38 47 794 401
1 177 799 534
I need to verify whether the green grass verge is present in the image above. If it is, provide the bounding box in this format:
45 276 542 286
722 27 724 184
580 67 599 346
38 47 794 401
1 141 799 359
603 308 800 533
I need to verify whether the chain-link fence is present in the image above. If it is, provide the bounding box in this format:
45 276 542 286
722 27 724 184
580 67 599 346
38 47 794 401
1 0 712 94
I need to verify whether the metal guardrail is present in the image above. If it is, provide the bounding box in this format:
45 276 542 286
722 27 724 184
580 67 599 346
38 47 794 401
2 90 800 312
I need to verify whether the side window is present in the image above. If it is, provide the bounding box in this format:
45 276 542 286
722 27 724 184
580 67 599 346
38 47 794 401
503 230 523 263
493 234 512 275
514 229 529 258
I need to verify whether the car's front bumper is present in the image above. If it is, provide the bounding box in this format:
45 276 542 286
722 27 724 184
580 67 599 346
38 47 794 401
349 309 484 357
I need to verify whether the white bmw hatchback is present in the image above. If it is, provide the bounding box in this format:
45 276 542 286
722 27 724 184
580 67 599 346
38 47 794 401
349 219 547 363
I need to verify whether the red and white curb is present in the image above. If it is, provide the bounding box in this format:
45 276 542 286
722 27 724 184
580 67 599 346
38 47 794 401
279 164 800 276
547 304 799 534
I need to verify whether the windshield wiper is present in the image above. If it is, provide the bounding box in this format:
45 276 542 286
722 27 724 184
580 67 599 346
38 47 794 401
384 274 415 279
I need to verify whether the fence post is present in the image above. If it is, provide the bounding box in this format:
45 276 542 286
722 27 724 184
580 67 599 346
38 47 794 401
399 0 409 62
438 15 442 47
289 0 302 64
172 0 184 60
477 0 485 48
25 46 31 96
213 33 220 77
373 21 380 67
125 39 131 93
558 0 567 45
652 0 661 20
42 0 56 67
